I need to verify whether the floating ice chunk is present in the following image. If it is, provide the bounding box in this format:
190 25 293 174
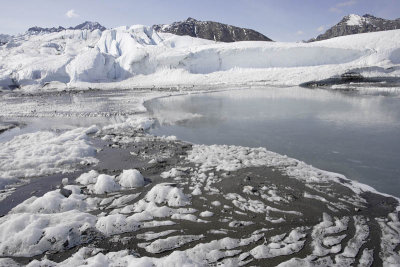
358 248 374 267
118 169 145 188
160 168 185 179
76 170 99 185
141 220 176 228
229 220 254 228
96 214 140 236
377 212 400 266
340 216 369 258
250 227 307 259
102 117 154 132
93 174 120 194
145 183 190 207
200 211 214 217
191 187 202 195
211 201 221 206
322 234 346 247
11 187 88 214
171 213 208 223
126 200 195 222
312 213 349 257
61 178 69 186
0 210 96 257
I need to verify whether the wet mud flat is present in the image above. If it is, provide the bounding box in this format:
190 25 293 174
1 125 399 266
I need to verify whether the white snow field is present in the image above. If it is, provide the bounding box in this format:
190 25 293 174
0 25 400 91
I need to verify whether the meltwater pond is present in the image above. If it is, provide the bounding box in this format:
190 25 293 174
148 87 400 197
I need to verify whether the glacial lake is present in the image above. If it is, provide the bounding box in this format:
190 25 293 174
148 87 400 197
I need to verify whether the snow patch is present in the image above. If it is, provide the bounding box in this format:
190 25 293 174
0 126 98 189
118 169 145 188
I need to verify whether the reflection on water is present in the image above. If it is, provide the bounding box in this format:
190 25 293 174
149 87 400 197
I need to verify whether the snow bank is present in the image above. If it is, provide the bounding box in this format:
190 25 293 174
1 25 400 90
187 144 379 195
10 186 88 214
145 183 191 207
0 126 98 190
93 174 120 194
0 210 96 257
76 169 145 192
96 214 140 236
102 117 154 132
118 169 145 188
76 170 99 185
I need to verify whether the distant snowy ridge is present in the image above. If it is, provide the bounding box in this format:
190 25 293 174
0 34 11 45
0 24 400 91
310 14 400 42
27 21 106 35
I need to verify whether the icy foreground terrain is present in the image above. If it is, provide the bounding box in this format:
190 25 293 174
0 88 399 266
0 25 399 266
0 25 400 90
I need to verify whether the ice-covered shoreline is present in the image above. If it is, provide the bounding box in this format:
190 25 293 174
0 86 399 265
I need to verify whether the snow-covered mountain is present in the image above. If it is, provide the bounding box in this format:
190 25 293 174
0 23 399 91
27 21 106 35
0 34 10 46
310 14 400 42
153 17 272 42
71 21 106 32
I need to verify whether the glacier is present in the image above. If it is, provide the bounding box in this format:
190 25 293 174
1 25 400 91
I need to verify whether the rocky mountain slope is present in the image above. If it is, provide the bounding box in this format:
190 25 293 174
310 14 400 42
27 21 106 34
153 17 272 42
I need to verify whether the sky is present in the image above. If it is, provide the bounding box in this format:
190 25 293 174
0 0 399 42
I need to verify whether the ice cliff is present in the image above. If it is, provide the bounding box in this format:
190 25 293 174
1 24 400 90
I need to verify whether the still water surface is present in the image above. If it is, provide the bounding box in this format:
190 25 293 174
148 87 400 197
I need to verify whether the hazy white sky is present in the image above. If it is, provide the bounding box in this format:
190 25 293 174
0 0 399 41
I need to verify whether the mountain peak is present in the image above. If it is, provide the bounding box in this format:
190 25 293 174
153 18 272 42
343 14 368 26
72 21 106 31
310 14 400 42
186 17 197 22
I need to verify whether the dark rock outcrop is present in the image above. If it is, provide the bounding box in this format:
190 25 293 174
309 14 400 42
153 17 272 42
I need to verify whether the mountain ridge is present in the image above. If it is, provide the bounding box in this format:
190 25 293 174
27 21 106 34
153 17 272 42
309 14 400 42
